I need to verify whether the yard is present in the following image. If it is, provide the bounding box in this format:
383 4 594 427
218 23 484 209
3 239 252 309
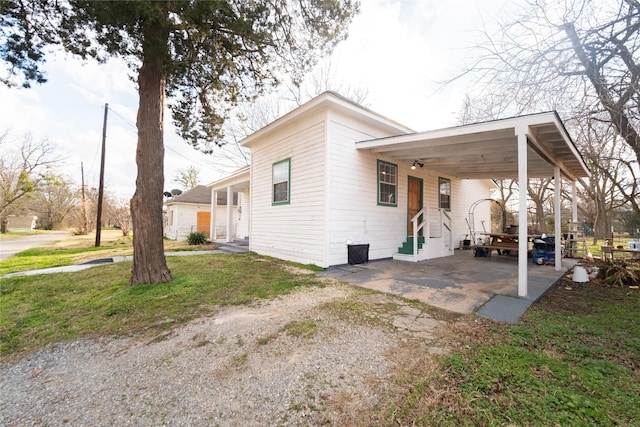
0 233 638 425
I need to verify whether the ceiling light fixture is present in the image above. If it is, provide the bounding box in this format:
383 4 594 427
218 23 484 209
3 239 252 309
411 160 424 170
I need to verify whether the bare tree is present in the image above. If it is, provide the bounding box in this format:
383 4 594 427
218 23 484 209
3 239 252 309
111 199 132 236
527 178 553 234
0 132 62 230
284 58 370 107
174 166 200 190
27 173 78 230
570 116 637 241
452 0 640 242
463 0 640 165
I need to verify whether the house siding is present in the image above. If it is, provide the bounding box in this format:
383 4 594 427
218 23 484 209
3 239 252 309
245 95 493 267
326 114 407 265
165 204 211 241
166 203 239 241
249 113 327 265
451 179 493 245
325 114 493 264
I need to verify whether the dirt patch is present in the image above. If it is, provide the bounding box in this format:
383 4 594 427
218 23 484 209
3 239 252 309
542 258 639 314
0 283 450 426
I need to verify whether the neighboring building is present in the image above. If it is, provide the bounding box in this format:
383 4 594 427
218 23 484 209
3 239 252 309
209 92 589 297
5 215 38 231
164 185 241 241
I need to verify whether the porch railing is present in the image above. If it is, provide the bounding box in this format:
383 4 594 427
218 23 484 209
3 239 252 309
410 207 453 259
411 207 427 258
442 209 453 251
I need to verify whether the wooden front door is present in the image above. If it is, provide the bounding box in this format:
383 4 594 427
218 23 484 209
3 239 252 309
407 177 423 236
197 211 211 237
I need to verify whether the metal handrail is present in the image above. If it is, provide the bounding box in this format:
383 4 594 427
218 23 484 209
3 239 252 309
411 207 426 257
441 209 453 251
409 207 453 258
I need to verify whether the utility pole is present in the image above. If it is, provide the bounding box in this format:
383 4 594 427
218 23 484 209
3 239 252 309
95 103 108 247
81 162 88 234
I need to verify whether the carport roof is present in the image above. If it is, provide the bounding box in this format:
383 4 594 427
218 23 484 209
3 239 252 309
356 111 589 181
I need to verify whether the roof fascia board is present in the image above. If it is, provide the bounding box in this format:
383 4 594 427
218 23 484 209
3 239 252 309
240 92 413 148
357 112 563 150
164 201 209 207
549 112 590 177
523 130 579 181
207 167 250 189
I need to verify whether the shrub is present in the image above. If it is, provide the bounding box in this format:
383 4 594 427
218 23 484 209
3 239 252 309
598 261 640 287
187 231 207 245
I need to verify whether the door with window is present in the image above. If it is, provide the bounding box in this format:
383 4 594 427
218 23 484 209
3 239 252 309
407 177 423 236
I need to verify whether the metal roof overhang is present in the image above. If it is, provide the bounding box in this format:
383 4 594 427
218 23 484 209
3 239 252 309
356 112 589 181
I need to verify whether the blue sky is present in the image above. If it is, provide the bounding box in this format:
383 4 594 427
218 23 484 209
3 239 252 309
0 0 518 199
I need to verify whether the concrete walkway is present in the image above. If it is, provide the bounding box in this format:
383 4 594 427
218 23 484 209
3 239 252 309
1 250 224 278
320 250 579 323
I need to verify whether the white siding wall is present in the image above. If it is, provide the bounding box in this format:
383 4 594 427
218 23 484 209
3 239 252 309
325 115 493 264
247 104 494 267
166 203 240 241
326 115 408 265
451 179 493 246
249 112 327 265
164 204 209 241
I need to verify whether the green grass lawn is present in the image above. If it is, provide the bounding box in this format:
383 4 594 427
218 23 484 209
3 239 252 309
0 229 216 276
1 235 638 425
383 279 640 426
0 253 324 360
587 238 638 258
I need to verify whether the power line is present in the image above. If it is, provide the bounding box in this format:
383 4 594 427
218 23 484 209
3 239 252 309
107 104 225 171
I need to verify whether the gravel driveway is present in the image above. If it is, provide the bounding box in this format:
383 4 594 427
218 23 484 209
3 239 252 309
1 284 446 426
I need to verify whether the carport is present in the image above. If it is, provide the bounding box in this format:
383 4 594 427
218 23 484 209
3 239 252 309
356 112 590 297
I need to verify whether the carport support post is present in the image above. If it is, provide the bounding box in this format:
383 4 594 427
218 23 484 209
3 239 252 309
517 130 528 297
210 189 217 240
554 166 562 271
226 185 233 243
572 181 578 224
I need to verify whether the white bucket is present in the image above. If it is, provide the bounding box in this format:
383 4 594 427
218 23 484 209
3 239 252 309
572 266 589 283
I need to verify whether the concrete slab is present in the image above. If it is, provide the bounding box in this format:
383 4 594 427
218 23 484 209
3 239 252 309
320 250 577 322
477 295 532 323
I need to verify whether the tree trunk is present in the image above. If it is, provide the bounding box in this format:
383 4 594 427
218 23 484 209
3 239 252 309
129 26 171 286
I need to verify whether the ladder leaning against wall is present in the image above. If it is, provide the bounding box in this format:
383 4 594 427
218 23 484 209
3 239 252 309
565 221 587 258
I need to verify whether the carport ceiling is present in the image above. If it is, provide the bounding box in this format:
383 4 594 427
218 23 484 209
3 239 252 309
356 112 589 181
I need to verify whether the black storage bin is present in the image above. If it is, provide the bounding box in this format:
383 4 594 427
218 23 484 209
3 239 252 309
348 244 369 265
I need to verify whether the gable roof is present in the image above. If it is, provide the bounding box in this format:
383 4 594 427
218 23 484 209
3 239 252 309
240 91 414 148
165 185 210 205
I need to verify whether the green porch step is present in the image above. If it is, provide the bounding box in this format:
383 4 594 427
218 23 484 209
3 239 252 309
398 236 425 254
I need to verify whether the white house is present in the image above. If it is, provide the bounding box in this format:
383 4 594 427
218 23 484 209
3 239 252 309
164 184 242 241
209 92 589 297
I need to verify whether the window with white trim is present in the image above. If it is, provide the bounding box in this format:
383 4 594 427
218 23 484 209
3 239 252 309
378 160 397 206
272 159 290 204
